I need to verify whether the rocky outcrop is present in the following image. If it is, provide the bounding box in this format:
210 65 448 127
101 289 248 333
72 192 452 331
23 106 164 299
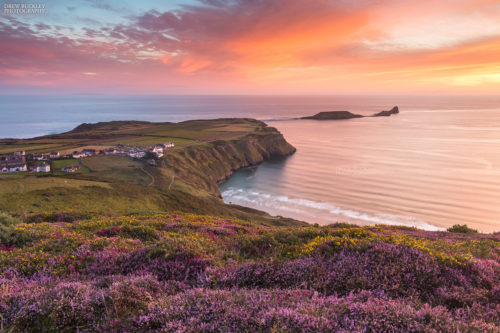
302 106 399 120
162 126 296 196
371 106 399 117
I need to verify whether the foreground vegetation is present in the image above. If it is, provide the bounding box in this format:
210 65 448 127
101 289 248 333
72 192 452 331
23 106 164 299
0 212 498 332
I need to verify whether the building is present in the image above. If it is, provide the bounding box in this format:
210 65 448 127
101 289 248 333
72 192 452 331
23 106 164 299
128 151 146 159
13 151 25 157
32 163 51 173
72 152 86 159
82 149 97 156
152 145 164 153
1 163 27 173
0 154 28 173
61 165 80 173
32 154 48 161
49 152 60 159
152 145 164 158
163 142 175 148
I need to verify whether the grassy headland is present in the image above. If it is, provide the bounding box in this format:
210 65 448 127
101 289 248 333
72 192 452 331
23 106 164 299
0 119 300 226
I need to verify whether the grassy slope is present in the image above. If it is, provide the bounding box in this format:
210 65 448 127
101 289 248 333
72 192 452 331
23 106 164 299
0 119 304 226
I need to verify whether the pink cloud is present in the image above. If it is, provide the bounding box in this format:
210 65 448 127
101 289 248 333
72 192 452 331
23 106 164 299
1 0 499 94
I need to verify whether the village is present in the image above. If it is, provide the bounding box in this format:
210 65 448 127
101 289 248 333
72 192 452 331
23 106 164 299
0 142 174 174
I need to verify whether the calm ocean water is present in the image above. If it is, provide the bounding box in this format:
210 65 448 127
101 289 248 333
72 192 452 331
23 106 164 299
2 95 500 232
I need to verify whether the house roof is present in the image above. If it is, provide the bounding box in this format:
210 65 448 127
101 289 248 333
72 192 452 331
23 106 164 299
0 160 26 167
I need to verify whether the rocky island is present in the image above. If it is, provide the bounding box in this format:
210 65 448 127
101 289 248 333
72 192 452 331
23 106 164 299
371 106 400 117
302 106 399 120
301 110 363 120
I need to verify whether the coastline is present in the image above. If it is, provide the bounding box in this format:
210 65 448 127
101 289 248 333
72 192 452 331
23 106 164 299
220 171 446 232
0 118 306 227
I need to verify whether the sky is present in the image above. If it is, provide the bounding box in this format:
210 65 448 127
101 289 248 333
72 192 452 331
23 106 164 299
1 0 500 95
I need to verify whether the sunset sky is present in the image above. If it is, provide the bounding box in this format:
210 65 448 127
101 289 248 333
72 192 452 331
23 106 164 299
1 0 500 94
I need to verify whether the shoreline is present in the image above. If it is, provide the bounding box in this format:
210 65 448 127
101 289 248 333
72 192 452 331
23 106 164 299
219 176 447 232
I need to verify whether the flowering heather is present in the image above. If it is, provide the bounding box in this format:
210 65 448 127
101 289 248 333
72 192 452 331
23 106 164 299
0 213 499 331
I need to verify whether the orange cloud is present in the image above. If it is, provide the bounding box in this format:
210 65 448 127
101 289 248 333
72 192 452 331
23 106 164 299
1 0 499 94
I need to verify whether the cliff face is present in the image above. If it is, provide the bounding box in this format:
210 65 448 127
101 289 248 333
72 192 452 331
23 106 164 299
163 127 296 196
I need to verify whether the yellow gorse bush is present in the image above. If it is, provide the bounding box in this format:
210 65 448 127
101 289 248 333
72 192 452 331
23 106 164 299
300 227 480 267
1 214 497 276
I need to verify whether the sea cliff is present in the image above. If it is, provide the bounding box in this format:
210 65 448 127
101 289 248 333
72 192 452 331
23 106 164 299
163 125 296 196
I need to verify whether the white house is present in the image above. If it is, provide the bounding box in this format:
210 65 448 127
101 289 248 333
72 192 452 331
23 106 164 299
61 165 80 173
1 164 27 173
163 142 175 149
82 149 97 156
128 151 146 159
32 154 47 161
0 154 28 173
152 145 164 153
32 163 51 173
152 145 164 158
49 152 60 159
72 152 86 159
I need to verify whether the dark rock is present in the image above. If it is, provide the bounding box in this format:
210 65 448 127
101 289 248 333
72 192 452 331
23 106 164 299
371 106 399 117
301 111 363 120
301 106 400 120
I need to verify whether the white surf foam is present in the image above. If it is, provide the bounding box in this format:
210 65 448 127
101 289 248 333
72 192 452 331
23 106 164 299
222 187 445 231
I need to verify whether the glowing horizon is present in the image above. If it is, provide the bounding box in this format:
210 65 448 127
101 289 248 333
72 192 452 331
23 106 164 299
1 0 500 95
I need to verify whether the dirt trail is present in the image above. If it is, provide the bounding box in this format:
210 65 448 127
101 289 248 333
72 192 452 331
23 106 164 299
140 167 155 187
16 181 24 193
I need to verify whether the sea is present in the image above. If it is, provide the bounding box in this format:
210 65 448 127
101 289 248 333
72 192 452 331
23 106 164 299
1 94 500 232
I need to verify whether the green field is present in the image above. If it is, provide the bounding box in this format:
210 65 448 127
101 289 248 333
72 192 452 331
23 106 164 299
53 159 89 174
0 175 111 194
0 119 262 156
131 128 226 139
80 156 152 185
0 143 62 154
82 155 143 171
53 159 79 168
101 136 193 147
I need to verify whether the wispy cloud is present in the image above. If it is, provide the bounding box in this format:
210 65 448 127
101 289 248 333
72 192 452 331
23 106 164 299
1 0 499 94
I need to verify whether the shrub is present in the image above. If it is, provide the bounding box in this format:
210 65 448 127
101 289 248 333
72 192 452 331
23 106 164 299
121 224 159 241
448 224 478 233
0 211 22 226
25 212 91 223
0 212 23 246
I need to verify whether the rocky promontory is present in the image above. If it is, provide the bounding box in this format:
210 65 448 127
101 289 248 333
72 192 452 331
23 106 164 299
302 106 399 120
371 106 399 117
163 124 296 196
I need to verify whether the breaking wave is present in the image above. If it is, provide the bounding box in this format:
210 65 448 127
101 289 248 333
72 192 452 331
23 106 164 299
222 187 444 231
